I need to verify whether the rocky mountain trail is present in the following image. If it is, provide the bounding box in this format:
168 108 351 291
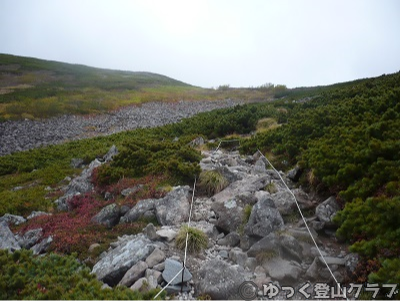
0 99 243 156
0 143 357 300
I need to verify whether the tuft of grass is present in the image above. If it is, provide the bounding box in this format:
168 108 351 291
243 204 253 224
255 250 278 263
265 182 278 194
198 170 229 196
175 225 208 254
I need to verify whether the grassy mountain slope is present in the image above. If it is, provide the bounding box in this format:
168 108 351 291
0 54 274 120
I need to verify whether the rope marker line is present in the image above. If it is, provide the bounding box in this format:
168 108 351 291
153 177 197 298
257 149 349 300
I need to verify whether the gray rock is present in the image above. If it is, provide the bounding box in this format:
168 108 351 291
145 248 165 268
196 259 245 299
17 228 43 249
26 211 50 220
212 199 243 233
188 136 205 147
91 203 121 227
130 277 156 292
165 284 192 294
119 261 148 287
264 257 302 282
229 247 248 267
0 222 21 251
252 157 268 174
287 166 302 182
92 234 155 286
103 145 118 163
245 257 258 272
162 258 192 285
66 159 101 196
120 199 157 223
55 158 102 211
315 196 340 228
145 268 163 284
279 234 303 263
218 250 229 259
345 253 359 275
121 185 143 197
244 197 284 238
0 213 26 225
270 190 296 216
0 100 243 157
217 231 240 247
31 236 53 255
305 256 332 282
247 232 278 257
142 223 158 240
156 186 190 226
153 261 165 272
156 228 177 242
70 158 84 168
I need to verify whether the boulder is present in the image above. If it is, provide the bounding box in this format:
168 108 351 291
91 203 121 228
0 222 21 251
252 157 268 174
315 196 340 228
16 228 43 249
244 197 284 238
66 159 101 195
229 247 248 267
26 211 50 220
0 213 26 225
212 199 243 233
119 261 148 287
287 166 302 182
155 228 177 242
130 276 157 292
31 236 53 255
121 185 143 197
145 248 165 268
92 234 155 286
217 231 240 247
247 232 278 257
269 190 297 216
162 258 192 285
70 158 84 168
279 233 303 263
264 257 302 282
156 186 190 226
55 158 102 211
120 199 157 223
142 223 158 240
103 145 118 163
196 259 245 299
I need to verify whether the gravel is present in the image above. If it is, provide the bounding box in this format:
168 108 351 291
0 99 243 156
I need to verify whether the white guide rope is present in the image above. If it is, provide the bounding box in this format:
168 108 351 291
153 178 197 299
257 149 349 300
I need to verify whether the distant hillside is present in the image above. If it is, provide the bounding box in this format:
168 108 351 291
0 54 278 121
0 53 190 90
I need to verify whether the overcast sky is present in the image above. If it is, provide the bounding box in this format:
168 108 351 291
1 0 399 88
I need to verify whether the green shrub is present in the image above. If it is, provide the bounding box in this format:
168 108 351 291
0 249 164 300
175 225 208 254
198 170 228 196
